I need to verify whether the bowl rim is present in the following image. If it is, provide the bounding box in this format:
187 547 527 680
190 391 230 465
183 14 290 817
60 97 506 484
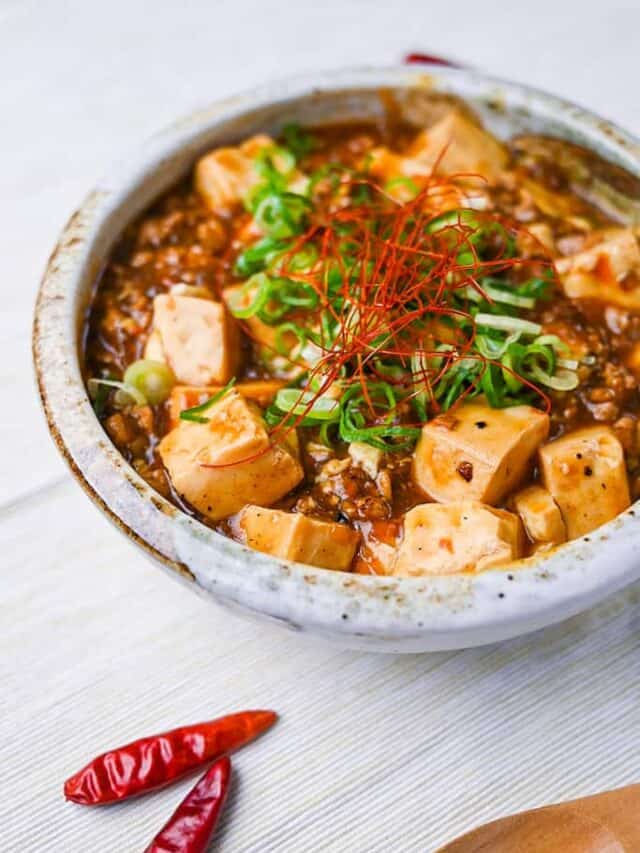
32 65 640 651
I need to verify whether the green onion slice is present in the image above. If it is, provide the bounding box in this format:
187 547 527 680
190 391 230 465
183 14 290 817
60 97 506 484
123 359 175 405
466 283 536 309
254 192 311 239
226 273 272 319
385 176 419 199
87 378 147 407
281 124 315 160
179 378 237 423
529 366 579 391
274 388 341 421
234 237 288 277
474 313 542 336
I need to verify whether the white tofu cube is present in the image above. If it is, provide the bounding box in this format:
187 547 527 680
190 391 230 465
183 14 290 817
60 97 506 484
511 485 566 545
413 402 549 505
237 505 360 571
194 134 273 211
368 111 506 189
538 426 631 538
556 229 640 309
166 380 285 430
158 390 303 521
147 293 240 386
143 328 165 362
393 501 523 576
407 111 507 182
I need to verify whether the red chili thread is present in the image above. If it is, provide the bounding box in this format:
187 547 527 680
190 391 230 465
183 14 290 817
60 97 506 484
202 163 555 469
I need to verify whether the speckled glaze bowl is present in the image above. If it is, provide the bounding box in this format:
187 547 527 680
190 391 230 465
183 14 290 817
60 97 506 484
33 67 640 652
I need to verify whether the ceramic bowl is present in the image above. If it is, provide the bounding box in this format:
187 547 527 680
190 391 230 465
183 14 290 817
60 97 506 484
33 66 640 653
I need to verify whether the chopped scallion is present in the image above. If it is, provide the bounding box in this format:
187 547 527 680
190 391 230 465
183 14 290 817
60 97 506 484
179 378 237 423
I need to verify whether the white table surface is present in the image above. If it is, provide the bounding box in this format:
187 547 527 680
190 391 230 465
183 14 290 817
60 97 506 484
3 1 640 850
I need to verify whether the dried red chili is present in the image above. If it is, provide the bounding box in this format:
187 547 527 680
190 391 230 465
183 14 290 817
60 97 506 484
64 710 276 805
143 756 232 853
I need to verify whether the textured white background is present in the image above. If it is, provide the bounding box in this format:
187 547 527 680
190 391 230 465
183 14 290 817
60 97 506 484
2 1 640 850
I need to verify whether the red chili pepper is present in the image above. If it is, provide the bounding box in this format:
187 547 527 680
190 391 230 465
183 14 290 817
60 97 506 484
404 52 458 67
143 757 231 853
64 710 276 805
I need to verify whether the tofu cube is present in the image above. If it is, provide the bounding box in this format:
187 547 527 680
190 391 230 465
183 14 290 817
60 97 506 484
143 328 165 362
511 485 567 545
166 380 285 430
237 506 360 571
147 294 240 386
355 520 401 575
393 501 523 576
538 426 631 538
413 402 549 505
407 111 507 183
194 134 273 211
158 390 303 521
556 229 640 309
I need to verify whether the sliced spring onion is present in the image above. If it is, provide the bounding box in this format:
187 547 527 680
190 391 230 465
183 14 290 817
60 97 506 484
179 378 237 423
411 350 429 421
426 209 480 234
437 360 482 409
300 340 325 369
226 273 272 319
254 192 311 239
90 377 111 416
338 383 420 450
557 357 579 370
501 348 524 394
274 388 340 420
254 145 296 180
87 378 147 407
286 244 319 273
522 343 556 374
475 331 522 359
123 359 175 405
385 176 419 200
533 334 569 352
275 322 307 356
234 237 288 277
479 363 503 407
281 124 315 160
465 283 536 309
529 365 579 391
474 313 542 336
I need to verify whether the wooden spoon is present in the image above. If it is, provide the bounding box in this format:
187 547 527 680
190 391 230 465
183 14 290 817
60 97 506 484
437 784 640 852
